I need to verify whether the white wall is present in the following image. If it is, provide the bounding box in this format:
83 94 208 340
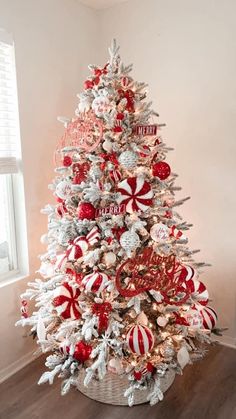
1 0 235 381
97 0 236 346
0 0 98 380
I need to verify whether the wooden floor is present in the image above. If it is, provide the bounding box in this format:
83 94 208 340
0 345 235 419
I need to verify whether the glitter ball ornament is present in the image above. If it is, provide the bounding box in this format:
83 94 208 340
73 341 92 363
63 155 72 167
150 223 169 242
120 230 140 254
82 271 110 294
160 342 175 358
152 161 171 180
55 180 72 200
187 279 209 306
117 177 153 213
126 324 154 355
118 150 138 169
52 282 81 319
77 202 96 220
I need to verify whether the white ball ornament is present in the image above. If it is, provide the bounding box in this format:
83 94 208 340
92 95 111 117
150 223 169 242
108 358 124 375
118 150 138 169
103 251 116 267
120 230 140 256
55 180 72 200
102 138 113 152
157 316 168 327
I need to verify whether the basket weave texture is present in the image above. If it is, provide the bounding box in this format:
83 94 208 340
77 369 175 406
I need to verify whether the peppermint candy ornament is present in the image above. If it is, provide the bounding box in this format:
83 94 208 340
118 150 138 169
82 271 110 294
120 230 140 256
55 180 72 200
196 305 217 330
66 226 100 261
52 282 81 319
150 223 169 242
126 324 154 355
179 265 196 281
117 177 153 213
187 279 209 306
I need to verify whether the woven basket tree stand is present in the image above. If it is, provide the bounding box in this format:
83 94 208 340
77 369 175 406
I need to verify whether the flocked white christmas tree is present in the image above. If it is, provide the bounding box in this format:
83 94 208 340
17 40 219 406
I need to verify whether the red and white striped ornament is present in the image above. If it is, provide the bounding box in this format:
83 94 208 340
169 225 186 241
121 76 132 89
117 176 153 213
52 282 81 319
178 265 196 281
109 168 122 184
66 226 100 261
196 305 217 330
126 324 154 356
82 271 110 294
187 279 209 306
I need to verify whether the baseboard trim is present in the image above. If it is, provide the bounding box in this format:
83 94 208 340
214 335 236 349
0 350 40 384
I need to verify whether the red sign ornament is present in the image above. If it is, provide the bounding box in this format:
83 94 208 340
95 204 125 218
134 125 158 136
115 247 191 304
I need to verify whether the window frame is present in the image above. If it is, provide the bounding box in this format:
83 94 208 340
0 30 29 286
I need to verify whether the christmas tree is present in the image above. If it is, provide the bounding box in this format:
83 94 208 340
18 41 218 406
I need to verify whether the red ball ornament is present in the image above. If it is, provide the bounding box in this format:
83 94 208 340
113 125 123 133
134 371 142 381
73 341 92 363
116 112 125 120
63 155 72 167
152 161 171 180
77 202 96 220
146 362 155 373
84 80 94 89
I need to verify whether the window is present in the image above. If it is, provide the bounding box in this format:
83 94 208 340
0 30 28 283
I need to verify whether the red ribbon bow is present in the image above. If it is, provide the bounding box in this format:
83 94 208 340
92 302 112 334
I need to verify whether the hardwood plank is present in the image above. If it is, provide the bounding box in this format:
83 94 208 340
0 345 235 419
